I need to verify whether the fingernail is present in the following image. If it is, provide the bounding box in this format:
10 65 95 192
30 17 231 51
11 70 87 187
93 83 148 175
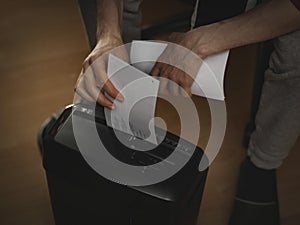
110 105 115 110
117 95 124 102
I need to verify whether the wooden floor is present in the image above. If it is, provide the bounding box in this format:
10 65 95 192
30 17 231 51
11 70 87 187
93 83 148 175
0 0 299 225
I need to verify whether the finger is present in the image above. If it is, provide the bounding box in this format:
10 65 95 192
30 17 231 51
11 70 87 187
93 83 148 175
76 74 96 101
169 81 180 96
181 86 192 97
74 81 94 102
179 78 193 97
150 62 163 77
90 61 124 102
75 69 84 90
75 89 94 102
82 53 100 73
86 82 115 109
81 70 115 109
103 79 124 102
164 63 175 75
82 58 90 73
86 54 124 104
97 92 115 110
178 71 193 97
159 65 174 96
167 68 180 96
160 63 172 78
158 77 169 96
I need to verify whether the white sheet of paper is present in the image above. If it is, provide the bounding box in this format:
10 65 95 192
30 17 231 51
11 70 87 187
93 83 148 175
130 40 229 101
104 54 160 144
130 41 168 74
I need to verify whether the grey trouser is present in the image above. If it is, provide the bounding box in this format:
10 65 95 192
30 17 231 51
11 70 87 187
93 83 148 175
122 0 143 43
248 30 300 170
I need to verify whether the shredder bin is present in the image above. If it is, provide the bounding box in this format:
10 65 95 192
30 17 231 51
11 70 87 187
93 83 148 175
39 103 208 225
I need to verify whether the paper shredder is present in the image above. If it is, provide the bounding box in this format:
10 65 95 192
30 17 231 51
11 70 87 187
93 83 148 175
39 103 208 225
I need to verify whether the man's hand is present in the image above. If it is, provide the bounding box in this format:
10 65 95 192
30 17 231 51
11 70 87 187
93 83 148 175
75 0 125 109
75 36 126 109
150 31 208 96
75 0 300 103
151 0 300 97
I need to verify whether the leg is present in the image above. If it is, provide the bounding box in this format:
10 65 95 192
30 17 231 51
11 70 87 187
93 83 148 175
248 30 300 169
229 29 300 225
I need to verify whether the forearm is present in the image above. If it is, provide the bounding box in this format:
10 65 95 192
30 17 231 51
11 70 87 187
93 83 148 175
197 0 300 57
96 0 123 42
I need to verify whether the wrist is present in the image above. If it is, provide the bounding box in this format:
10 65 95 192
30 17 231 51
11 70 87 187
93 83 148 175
194 43 214 59
96 32 123 47
188 22 229 58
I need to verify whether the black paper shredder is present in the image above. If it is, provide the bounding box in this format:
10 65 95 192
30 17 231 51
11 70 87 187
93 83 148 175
39 103 208 225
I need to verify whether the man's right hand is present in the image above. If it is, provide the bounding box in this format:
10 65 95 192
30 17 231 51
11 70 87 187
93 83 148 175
75 36 126 109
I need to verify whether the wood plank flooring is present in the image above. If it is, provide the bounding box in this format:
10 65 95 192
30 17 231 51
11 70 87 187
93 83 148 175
0 0 299 225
